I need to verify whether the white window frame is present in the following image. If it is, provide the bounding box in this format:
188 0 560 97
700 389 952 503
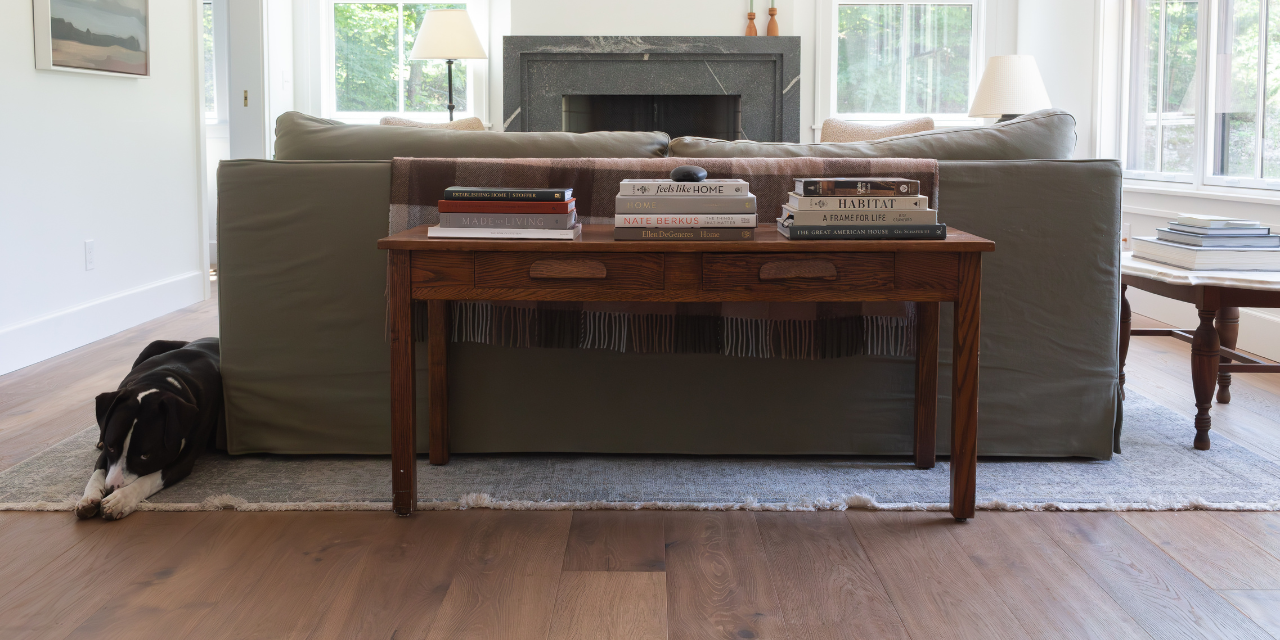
320 0 489 125
1121 0 1280 193
815 0 986 131
1202 0 1280 189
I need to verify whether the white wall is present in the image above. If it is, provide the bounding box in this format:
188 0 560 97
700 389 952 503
1017 0 1098 158
0 0 207 375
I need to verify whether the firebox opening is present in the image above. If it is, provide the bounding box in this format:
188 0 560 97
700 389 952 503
562 94 743 140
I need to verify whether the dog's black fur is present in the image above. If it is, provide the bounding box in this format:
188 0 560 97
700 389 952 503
76 337 222 520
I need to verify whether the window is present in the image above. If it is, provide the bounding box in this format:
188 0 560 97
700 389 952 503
327 2 479 123
202 1 217 120
1122 0 1280 191
830 2 979 124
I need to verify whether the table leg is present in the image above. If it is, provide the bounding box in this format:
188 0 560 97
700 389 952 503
1215 307 1240 404
950 254 981 521
389 251 417 516
428 300 450 465
1191 307 1220 451
1119 284 1131 400
914 302 939 470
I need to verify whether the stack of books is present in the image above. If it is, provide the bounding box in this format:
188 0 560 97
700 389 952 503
613 179 757 241
426 187 581 239
1134 214 1280 270
777 178 946 240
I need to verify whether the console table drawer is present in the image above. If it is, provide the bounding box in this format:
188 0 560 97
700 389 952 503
702 253 894 291
475 252 664 289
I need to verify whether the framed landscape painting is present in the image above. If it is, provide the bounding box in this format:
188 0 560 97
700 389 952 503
33 0 149 76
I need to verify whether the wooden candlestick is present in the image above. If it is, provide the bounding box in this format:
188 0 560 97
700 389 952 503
746 11 757 36
767 7 779 36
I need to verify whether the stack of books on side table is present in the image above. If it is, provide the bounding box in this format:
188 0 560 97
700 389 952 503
426 187 581 239
614 178 757 241
777 178 946 240
1134 214 1280 270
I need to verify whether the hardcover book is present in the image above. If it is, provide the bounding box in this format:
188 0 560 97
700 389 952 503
1156 228 1280 248
1134 237 1280 270
439 212 578 230
1167 222 1271 236
613 227 756 241
614 214 757 228
438 198 576 214
426 224 582 240
786 193 929 211
777 219 946 240
441 187 572 202
618 179 749 196
779 204 937 226
615 194 757 214
1174 214 1262 228
793 177 920 197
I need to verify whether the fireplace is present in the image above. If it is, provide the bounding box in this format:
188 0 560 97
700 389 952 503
503 36 801 142
562 94 743 140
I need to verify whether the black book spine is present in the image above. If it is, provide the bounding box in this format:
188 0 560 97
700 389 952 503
613 227 756 241
785 224 946 239
796 179 921 197
442 188 572 202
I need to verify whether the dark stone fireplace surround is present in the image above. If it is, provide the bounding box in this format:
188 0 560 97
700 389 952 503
502 36 802 142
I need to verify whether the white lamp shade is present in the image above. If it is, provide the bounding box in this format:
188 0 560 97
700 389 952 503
409 9 487 60
968 55 1051 118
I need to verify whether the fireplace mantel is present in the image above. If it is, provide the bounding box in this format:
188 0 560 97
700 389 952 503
502 36 801 142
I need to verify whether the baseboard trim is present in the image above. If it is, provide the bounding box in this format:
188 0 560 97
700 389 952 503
1127 288 1280 362
0 270 206 375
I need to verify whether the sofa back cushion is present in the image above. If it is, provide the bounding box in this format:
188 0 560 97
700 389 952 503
274 111 671 160
670 109 1077 160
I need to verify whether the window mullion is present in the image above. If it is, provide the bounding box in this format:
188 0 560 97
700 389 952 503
899 4 908 114
1255 0 1267 178
1156 0 1166 172
397 3 405 114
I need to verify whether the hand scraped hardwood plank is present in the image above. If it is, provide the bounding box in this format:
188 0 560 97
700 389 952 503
1122 512 1280 589
1212 513 1280 564
848 511 1026 640
0 514 117 605
547 572 667 640
948 512 1149 639
0 512 207 640
424 510 572 640
1033 512 1270 639
664 511 786 640
562 511 665 572
1219 591 1280 638
755 511 909 640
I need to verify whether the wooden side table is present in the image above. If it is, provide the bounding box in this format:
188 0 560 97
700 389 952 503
1120 253 1280 449
379 225 995 520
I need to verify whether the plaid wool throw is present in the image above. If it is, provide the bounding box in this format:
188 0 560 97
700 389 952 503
390 157 939 359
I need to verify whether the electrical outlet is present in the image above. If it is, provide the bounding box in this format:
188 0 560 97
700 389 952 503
85 240 95 270
1121 223 1132 251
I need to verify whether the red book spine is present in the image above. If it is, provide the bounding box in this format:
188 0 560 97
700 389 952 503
437 198 576 214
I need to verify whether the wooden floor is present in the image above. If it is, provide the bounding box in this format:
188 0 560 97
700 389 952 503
3 289 1280 639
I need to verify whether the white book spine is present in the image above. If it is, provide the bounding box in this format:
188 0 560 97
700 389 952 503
617 181 749 196
786 194 929 210
779 204 937 226
616 195 757 214
614 214 758 228
426 225 581 240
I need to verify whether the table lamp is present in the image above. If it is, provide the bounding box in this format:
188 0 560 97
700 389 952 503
409 9 487 121
968 55 1051 123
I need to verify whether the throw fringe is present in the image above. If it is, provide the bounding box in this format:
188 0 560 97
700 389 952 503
429 301 916 359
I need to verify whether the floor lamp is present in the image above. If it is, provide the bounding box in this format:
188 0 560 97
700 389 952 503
409 9 487 121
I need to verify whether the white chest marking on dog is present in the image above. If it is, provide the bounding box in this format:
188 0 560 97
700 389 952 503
137 388 159 401
105 421 139 490
167 377 181 389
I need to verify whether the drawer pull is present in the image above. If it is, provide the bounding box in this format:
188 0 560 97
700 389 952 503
759 259 837 280
529 259 608 279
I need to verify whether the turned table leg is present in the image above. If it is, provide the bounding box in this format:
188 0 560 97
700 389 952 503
389 251 418 515
914 302 939 470
1191 307 1221 450
1215 307 1240 404
1119 284 1131 399
950 255 982 521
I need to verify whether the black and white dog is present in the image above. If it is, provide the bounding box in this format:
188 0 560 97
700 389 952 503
76 338 222 520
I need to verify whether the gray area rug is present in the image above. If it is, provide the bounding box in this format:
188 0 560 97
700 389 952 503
2 392 1279 512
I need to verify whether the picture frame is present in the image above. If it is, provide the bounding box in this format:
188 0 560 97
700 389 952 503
32 0 150 77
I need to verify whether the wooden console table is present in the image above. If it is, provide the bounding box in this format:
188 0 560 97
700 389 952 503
379 224 995 520
1120 253 1280 450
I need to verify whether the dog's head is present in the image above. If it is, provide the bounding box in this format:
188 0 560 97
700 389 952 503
95 388 198 489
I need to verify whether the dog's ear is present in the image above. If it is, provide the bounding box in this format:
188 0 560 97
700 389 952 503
94 391 121 448
159 395 201 452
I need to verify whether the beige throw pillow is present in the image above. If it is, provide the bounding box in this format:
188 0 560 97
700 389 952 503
379 115 486 131
820 117 934 143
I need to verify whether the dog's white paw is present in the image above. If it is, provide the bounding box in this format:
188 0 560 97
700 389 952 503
100 488 139 521
74 496 101 519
